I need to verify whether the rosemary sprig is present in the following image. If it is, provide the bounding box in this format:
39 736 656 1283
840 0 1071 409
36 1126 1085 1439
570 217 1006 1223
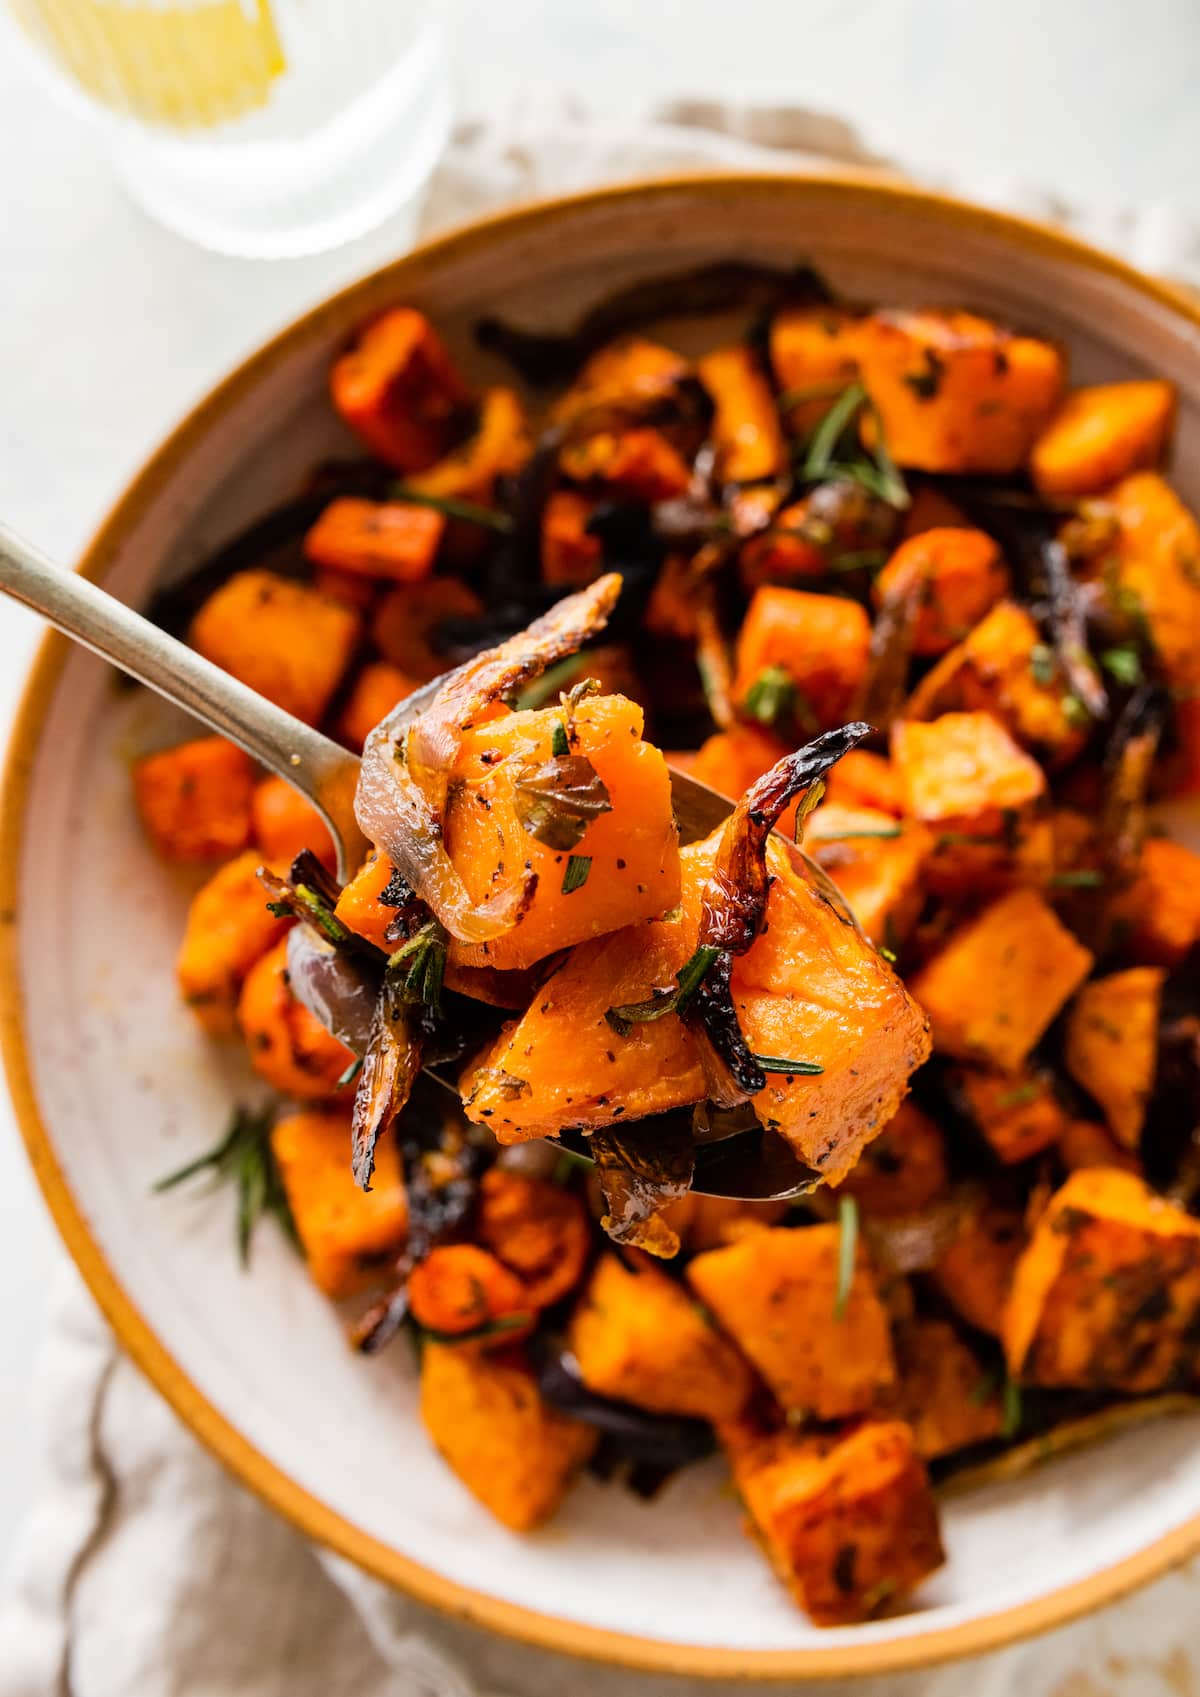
605 943 720 1037
387 919 448 1015
833 1194 859 1321
799 381 910 510
743 664 817 734
154 1105 298 1268
753 1055 824 1075
386 482 514 532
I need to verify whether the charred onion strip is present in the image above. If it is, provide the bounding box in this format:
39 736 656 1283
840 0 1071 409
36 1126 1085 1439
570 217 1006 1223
588 1115 695 1258
857 577 923 734
687 723 872 1098
356 575 622 944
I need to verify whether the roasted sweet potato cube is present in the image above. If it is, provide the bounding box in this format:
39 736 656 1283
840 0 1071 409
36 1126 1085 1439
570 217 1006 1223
738 499 829 586
1064 967 1165 1149
874 528 1009 657
559 426 691 502
190 570 361 726
237 938 355 1100
372 576 483 682
133 736 255 862
1003 1168 1200 1391
689 723 788 801
555 336 688 418
419 1342 597 1531
176 850 289 1036
687 1225 896 1419
1106 473 1200 692
823 749 904 816
334 850 403 951
477 1167 591 1308
251 776 335 870
1031 380 1175 497
403 386 531 511
909 889 1094 1072
698 343 785 484
569 1252 754 1422
330 306 471 472
734 587 872 730
540 489 603 588
462 829 930 1175
856 308 1064 474
806 804 930 948
955 601 1089 763
303 497 444 583
955 1066 1069 1164
443 693 681 973
721 1415 944 1624
408 1244 532 1345
659 1194 789 1253
271 1107 407 1298
1059 1117 1142 1175
1108 838 1200 968
893 712 1046 828
929 1197 1026 1336
338 660 417 750
889 1317 1003 1459
840 1100 948 1217
768 305 862 434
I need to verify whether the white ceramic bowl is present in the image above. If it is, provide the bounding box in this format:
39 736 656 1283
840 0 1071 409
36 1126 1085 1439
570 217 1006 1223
4 174 1200 1681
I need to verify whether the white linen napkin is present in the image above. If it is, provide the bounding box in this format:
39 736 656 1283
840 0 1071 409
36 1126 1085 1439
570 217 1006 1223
4 97 1200 1697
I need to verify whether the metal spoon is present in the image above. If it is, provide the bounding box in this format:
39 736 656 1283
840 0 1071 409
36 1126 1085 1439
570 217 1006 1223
0 520 834 1200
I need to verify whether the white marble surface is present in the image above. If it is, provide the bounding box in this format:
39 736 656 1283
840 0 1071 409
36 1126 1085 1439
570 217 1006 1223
2 0 1200 1571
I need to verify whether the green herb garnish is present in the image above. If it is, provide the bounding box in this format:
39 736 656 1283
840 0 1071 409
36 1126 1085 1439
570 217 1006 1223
800 381 910 509
833 1194 858 1321
154 1105 297 1268
1100 645 1144 687
809 825 902 842
513 750 612 851
605 942 720 1036
513 654 585 712
387 483 514 532
293 882 353 947
1062 693 1091 729
387 919 448 1013
996 1080 1041 1109
337 1056 364 1088
753 1055 824 1075
1029 643 1057 688
550 717 571 757
1049 869 1105 888
421 1312 530 1347
562 854 592 894
743 664 816 734
1001 1378 1023 1437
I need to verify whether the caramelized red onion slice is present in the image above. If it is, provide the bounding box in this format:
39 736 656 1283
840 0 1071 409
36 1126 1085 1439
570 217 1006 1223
355 574 622 944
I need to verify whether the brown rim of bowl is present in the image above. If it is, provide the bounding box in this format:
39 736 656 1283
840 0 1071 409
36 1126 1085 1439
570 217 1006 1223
4 169 1200 1681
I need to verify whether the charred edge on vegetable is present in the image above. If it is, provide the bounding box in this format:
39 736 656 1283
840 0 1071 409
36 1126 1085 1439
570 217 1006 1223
590 1115 695 1253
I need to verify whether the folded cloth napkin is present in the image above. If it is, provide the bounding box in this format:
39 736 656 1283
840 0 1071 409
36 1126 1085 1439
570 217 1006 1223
5 97 1200 1697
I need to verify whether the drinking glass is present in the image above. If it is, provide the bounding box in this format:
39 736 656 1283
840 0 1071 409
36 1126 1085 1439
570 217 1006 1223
8 0 452 257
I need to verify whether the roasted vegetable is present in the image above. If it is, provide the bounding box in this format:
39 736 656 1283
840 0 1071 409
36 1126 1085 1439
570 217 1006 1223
271 1107 408 1298
1107 839 1200 968
954 1066 1069 1165
1064 967 1165 1148
929 1195 1026 1336
407 1243 533 1344
176 851 290 1036
133 736 255 862
190 569 362 726
1030 380 1175 497
733 586 872 732
569 1251 753 1422
1105 473 1200 693
419 1342 597 1530
721 1413 944 1624
237 937 356 1099
251 777 336 871
839 1100 948 1216
873 528 1008 657
330 307 471 471
688 1224 896 1419
1004 1168 1200 1392
888 1317 1004 1459
303 497 444 582
476 1167 591 1308
697 343 785 484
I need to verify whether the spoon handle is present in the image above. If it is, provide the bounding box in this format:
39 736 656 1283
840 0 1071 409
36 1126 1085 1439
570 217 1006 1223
0 522 368 880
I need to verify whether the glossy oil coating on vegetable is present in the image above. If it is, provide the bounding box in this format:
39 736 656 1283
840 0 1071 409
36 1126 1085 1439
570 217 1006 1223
133 264 1200 1629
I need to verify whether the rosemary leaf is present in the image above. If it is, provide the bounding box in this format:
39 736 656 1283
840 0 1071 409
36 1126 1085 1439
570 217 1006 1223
1048 869 1105 888
562 853 592 894
1002 1378 1023 1438
513 752 612 851
753 1055 824 1075
550 718 571 757
1100 645 1144 687
387 482 514 532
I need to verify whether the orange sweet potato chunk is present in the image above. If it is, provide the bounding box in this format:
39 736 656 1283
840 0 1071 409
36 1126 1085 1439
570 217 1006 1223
407 1244 532 1345
569 1252 753 1422
856 308 1064 474
733 586 872 730
444 693 681 973
839 1100 948 1217
540 489 603 588
888 1317 1003 1459
419 1343 596 1531
271 1107 407 1298
176 850 289 1036
133 736 255 861
688 1225 896 1419
303 497 444 583
873 528 1009 657
237 937 355 1100
476 1167 591 1309
929 1197 1026 1336
559 426 691 502
823 749 904 816
1106 473 1200 691
1003 1168 1200 1392
334 850 401 951
721 1416 944 1625
697 343 785 484
908 889 1093 1072
404 386 532 513
1063 967 1164 1149
806 804 931 948
338 660 418 750
190 570 361 726
1107 838 1200 968
689 724 788 800
330 306 471 472
951 601 1090 763
372 576 483 682
768 305 862 434
892 711 1046 826
955 1066 1069 1164
1031 380 1175 497
251 776 335 871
